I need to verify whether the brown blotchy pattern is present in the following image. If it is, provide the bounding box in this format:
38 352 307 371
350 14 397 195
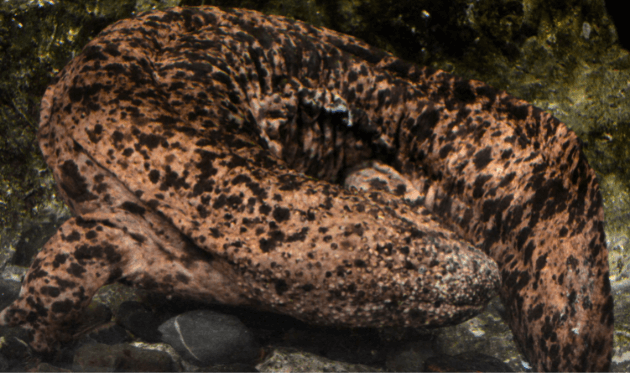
0 7 612 371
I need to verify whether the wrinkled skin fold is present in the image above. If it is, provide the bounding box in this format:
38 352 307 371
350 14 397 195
0 6 612 371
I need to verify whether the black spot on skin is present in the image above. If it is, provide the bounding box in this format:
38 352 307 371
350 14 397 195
321 197 333 210
473 147 493 170
27 267 48 282
535 253 547 271
120 201 146 216
148 169 160 183
197 205 208 218
287 227 309 242
278 175 303 192
566 255 579 269
40 286 61 298
227 194 243 207
376 243 394 256
439 143 454 159
259 204 272 215
64 231 81 242
515 226 532 251
85 230 98 240
51 299 74 313
130 233 146 243
133 130 167 150
335 265 347 277
273 207 291 222
354 259 366 267
275 279 288 295
175 272 190 284
501 148 513 159
499 172 516 187
344 223 364 237
67 82 106 108
523 241 536 265
394 184 406 196
259 230 285 252
412 107 440 141
102 42 121 57
67 262 86 278
52 254 68 269
75 243 122 263
307 210 316 221
528 303 544 322
506 102 530 121
231 174 252 185
159 166 190 191
473 174 492 199
192 151 219 196
54 278 76 292
59 160 97 203
122 147 134 157
213 194 227 209
348 70 358 82
86 124 103 144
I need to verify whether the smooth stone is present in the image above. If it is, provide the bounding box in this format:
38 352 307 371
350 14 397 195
158 310 259 366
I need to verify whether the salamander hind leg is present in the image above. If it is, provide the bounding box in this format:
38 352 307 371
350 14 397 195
0 204 247 354
0 212 195 353
0 216 126 352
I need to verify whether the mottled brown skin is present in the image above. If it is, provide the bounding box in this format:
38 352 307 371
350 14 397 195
0 6 612 371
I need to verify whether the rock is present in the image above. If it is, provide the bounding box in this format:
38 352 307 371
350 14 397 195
116 301 162 343
424 351 514 372
278 326 385 365
158 310 259 366
70 302 113 338
78 322 132 347
73 342 176 372
33 362 72 372
256 347 383 372
0 355 8 371
385 340 435 372
195 362 259 372
0 324 31 362
432 297 526 371
0 278 21 311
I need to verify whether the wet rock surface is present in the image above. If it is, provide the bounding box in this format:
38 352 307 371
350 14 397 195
158 310 259 366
